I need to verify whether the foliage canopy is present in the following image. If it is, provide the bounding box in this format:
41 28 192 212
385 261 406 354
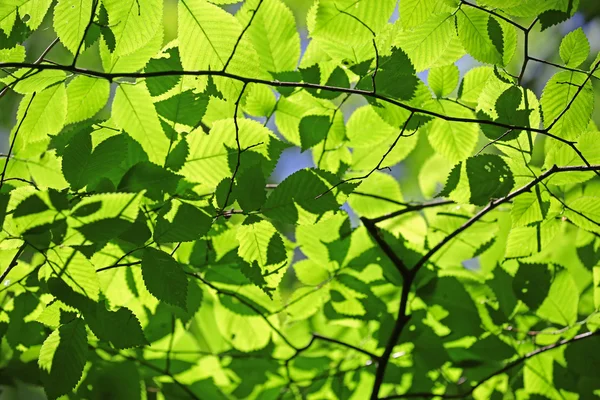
0 0 600 399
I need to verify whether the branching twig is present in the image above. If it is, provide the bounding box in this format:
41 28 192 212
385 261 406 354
411 164 600 276
381 330 599 399
221 83 248 210
72 0 100 67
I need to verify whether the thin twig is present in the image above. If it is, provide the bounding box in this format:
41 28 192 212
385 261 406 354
0 93 37 192
222 0 265 71
72 0 100 67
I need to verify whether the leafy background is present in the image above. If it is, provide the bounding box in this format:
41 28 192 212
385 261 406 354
0 0 600 399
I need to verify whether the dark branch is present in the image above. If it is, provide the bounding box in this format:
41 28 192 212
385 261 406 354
361 217 410 278
381 330 599 399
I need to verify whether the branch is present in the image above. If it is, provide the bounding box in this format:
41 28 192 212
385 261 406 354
461 1 527 32
368 200 454 224
93 344 201 400
361 217 410 277
318 113 414 199
0 62 555 136
0 38 59 99
221 83 248 210
0 243 26 284
188 272 298 350
370 274 414 399
222 0 265 71
72 0 99 67
411 164 600 275
312 332 380 360
381 330 599 399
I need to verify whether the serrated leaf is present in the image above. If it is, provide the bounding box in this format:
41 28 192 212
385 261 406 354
65 76 110 124
456 8 516 66
536 269 578 326
154 202 212 244
62 131 126 190
564 196 600 234
112 83 170 164
145 47 183 97
396 12 465 72
17 83 67 144
299 115 330 152
155 90 210 127
178 0 260 76
38 317 88 400
118 162 181 201
559 28 589 68
262 169 341 225
237 0 300 74
511 192 547 227
141 248 188 309
236 163 267 212
426 100 479 163
103 0 162 56
465 154 514 206
541 71 593 141
429 64 459 98
53 0 93 54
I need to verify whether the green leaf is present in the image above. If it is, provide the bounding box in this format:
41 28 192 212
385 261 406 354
299 115 330 152
47 278 147 349
154 201 212 244
511 192 548 228
165 136 189 172
182 118 282 189
112 83 170 164
425 99 479 163
262 169 342 225
141 248 188 309
103 0 163 56
236 163 267 212
512 262 552 311
85 302 148 349
428 64 459 98
155 90 210 127
53 0 93 54
118 162 181 201
360 47 418 101
17 83 67 144
65 76 110 124
313 0 395 46
396 12 465 72
541 71 594 141
178 0 260 75
536 269 578 326
144 47 182 97
38 317 88 400
456 8 516 66
237 218 284 268
564 196 600 234
62 130 127 190
559 28 590 68
465 154 514 206
400 0 454 28
237 0 300 74
479 86 532 141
